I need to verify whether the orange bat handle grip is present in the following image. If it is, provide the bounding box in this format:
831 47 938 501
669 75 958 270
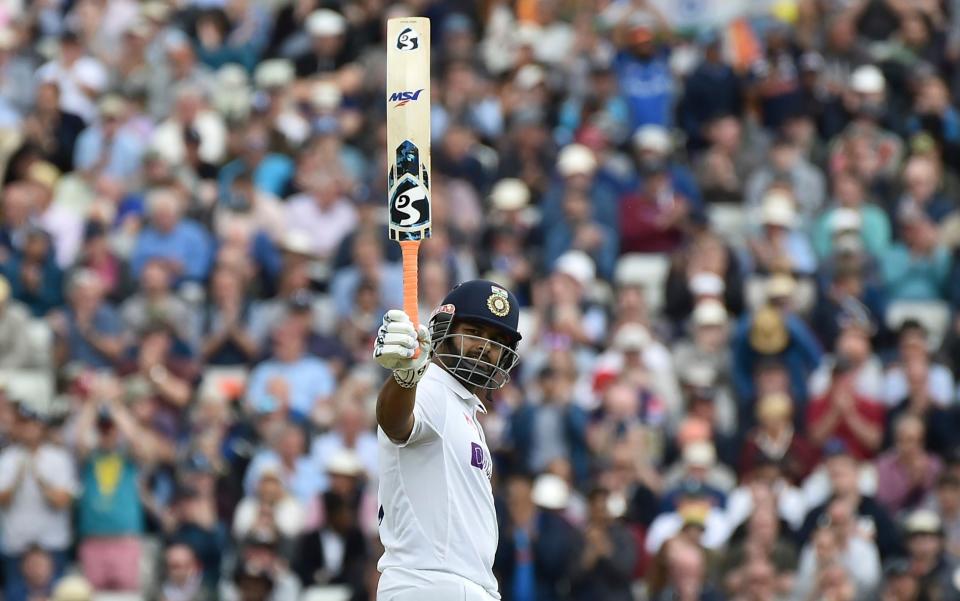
399 240 421 358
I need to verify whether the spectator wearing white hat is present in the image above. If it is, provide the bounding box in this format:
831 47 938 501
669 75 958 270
745 135 826 230
826 64 903 180
747 189 817 277
812 170 892 260
630 124 704 214
541 144 620 235
538 250 608 350
618 160 693 255
233 458 305 542
663 232 746 329
294 9 359 87
592 322 683 429
293 455 370 599
494 473 581 601
149 82 226 166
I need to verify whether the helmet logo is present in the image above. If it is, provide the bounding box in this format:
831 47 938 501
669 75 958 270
432 303 455 318
487 294 510 317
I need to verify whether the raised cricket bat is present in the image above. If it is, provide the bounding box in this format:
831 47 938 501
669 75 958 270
386 17 431 356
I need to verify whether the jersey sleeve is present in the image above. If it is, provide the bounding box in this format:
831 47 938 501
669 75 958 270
393 385 448 447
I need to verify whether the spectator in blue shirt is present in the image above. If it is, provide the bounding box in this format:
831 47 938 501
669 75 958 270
732 299 823 422
679 32 744 153
246 319 335 423
218 124 294 200
614 16 676 131
49 269 125 370
130 188 214 284
72 95 145 183
4 228 63 317
883 208 951 302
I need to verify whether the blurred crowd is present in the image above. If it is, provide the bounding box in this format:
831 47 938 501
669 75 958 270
2 0 960 600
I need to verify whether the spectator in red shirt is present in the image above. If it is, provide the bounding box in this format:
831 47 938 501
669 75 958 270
807 356 885 460
618 157 690 254
740 392 820 485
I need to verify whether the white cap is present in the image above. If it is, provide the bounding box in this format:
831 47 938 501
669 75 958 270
254 59 295 89
515 24 543 48
905 509 943 535
850 64 885 94
311 81 342 110
282 230 314 256
306 9 347 37
682 363 717 388
766 273 796 299
683 441 717 468
689 272 724 297
326 450 364 477
52 575 94 601
830 208 862 232
693 299 727 327
217 63 248 88
515 64 546 90
532 473 570 510
760 191 796 227
0 28 17 50
554 250 595 286
612 323 651 352
632 124 672 154
490 178 530 211
557 144 597 177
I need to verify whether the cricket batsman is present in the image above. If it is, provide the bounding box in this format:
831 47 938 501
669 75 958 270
373 279 523 600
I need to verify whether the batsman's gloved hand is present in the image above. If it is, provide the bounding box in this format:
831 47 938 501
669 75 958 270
373 309 432 387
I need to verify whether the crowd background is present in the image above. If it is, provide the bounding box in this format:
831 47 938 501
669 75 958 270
3 0 960 600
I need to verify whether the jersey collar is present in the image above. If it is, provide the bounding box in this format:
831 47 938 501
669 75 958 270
429 362 487 414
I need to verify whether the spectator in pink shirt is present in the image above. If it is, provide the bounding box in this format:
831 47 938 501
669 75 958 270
875 414 942 516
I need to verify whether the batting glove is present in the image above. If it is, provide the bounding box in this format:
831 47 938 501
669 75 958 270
373 310 432 387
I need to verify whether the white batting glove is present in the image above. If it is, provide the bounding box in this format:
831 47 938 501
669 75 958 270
373 310 432 387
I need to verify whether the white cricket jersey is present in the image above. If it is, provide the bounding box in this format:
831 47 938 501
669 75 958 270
377 363 500 598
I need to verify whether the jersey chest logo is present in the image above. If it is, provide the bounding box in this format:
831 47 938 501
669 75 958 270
470 442 493 480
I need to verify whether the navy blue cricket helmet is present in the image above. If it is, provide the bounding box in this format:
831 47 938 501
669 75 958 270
428 279 522 389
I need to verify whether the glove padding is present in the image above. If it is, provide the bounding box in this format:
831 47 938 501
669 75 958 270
374 310 431 386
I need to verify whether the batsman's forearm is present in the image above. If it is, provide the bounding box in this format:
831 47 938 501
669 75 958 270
376 377 417 443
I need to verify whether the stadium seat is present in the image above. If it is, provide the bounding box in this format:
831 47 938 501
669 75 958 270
885 300 952 350
614 253 670 315
301 585 352 601
26 318 53 367
708 204 748 248
199 366 250 403
92 593 142 601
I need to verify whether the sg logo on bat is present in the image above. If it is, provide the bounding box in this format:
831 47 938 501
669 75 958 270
396 27 420 51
